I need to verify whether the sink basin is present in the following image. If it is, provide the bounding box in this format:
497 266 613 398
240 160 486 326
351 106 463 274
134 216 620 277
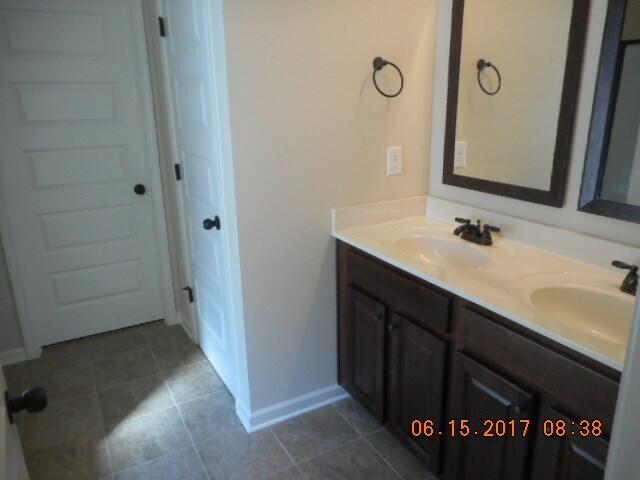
529 286 634 346
393 236 491 269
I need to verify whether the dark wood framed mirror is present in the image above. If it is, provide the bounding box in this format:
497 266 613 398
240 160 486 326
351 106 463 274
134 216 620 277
579 0 640 223
443 0 591 207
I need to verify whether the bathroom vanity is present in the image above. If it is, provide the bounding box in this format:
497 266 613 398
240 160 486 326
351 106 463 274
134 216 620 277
334 214 632 480
333 0 640 476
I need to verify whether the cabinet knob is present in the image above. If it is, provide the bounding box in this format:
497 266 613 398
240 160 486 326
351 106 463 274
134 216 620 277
387 324 398 333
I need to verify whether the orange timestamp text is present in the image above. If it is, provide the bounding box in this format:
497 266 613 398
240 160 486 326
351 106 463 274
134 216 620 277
411 419 604 438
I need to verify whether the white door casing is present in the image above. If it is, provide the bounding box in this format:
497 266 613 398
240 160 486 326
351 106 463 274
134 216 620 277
0 0 175 350
157 0 239 396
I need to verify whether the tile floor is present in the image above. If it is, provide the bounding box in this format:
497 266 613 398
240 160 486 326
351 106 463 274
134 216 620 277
3 321 436 480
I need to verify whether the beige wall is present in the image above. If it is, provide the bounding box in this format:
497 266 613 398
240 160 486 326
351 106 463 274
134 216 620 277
455 0 572 190
223 0 436 409
0 238 23 353
431 0 640 248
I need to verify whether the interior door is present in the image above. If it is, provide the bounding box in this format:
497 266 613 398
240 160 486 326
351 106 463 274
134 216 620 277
1 371 29 480
158 0 237 393
0 0 166 347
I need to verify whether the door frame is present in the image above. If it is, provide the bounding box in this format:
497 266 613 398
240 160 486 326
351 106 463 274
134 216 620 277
0 0 178 358
142 0 248 400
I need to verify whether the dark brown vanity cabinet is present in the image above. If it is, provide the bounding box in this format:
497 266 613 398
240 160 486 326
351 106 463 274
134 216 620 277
338 243 452 473
387 314 447 472
530 405 609 480
337 241 620 480
447 353 611 480
340 286 387 419
447 355 534 480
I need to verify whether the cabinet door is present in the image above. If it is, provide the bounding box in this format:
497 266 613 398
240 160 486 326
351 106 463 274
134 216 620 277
387 314 447 473
531 405 609 480
448 355 535 480
339 287 386 419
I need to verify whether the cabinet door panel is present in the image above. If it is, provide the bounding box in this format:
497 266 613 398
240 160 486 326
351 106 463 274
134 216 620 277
388 314 446 473
531 405 608 480
450 355 535 480
340 287 386 419
459 306 619 431
344 246 452 333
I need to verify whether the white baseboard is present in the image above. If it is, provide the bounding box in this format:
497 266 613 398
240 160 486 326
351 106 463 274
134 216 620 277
0 347 27 367
235 384 348 432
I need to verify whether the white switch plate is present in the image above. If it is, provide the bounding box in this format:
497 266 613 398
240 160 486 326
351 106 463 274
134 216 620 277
454 141 467 168
387 146 403 176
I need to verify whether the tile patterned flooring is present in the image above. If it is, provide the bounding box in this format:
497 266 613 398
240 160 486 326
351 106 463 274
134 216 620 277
3 321 436 480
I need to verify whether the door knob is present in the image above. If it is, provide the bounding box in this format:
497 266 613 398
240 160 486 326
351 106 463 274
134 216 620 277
5 387 48 424
203 216 221 231
134 184 146 195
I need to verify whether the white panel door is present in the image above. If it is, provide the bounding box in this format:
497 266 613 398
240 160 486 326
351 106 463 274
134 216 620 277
1 370 29 480
0 0 166 346
159 0 237 393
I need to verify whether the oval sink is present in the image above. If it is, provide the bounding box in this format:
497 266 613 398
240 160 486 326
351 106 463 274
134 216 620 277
393 236 491 269
529 285 634 347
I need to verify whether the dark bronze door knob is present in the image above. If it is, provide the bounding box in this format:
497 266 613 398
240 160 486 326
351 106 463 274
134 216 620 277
203 216 221 231
5 387 48 424
134 184 146 195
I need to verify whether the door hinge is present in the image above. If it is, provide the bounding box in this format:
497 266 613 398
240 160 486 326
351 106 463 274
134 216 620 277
158 17 167 37
182 286 194 303
174 163 182 181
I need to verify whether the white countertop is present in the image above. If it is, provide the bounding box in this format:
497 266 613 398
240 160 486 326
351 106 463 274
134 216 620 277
333 215 634 371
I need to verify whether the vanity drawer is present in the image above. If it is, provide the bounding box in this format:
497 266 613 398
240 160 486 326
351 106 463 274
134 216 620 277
343 245 452 334
457 306 620 430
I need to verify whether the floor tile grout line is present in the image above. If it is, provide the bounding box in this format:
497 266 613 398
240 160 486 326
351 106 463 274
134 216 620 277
109 445 196 478
93 350 223 432
93 361 218 400
266 403 366 469
294 464 308 479
13 323 183 479
169 389 212 480
149 336 212 480
171 385 228 405
291 435 363 468
88 353 116 479
330 401 406 480
98 325 187 477
270 427 298 468
330 402 366 438
269 429 311 479
361 435 406 480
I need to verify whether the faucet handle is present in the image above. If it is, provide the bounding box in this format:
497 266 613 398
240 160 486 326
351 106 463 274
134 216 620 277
612 261 638 273
479 223 500 246
455 217 471 225
613 261 638 296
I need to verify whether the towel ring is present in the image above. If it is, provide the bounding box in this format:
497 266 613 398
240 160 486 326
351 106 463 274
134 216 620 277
477 59 502 96
372 57 404 98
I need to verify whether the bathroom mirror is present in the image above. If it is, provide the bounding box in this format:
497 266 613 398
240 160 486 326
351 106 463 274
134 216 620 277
443 0 590 206
580 0 640 223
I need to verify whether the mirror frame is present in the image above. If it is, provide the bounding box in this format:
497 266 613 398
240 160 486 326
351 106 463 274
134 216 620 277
579 0 640 223
443 0 591 207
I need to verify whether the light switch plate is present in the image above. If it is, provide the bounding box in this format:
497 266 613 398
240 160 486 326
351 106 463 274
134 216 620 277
387 146 403 176
454 141 467 168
